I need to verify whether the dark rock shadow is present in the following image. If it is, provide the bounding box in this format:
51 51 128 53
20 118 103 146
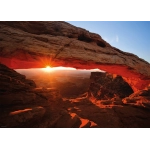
62 96 150 128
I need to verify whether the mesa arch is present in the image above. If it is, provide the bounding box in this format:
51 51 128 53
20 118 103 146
0 21 150 92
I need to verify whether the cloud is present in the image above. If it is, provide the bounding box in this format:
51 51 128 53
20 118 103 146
116 35 119 42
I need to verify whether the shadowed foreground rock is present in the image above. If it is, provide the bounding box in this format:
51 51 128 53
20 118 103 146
63 95 150 128
1 63 150 127
123 84 150 109
0 21 150 91
0 63 97 127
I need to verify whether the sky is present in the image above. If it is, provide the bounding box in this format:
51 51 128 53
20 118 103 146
67 21 150 63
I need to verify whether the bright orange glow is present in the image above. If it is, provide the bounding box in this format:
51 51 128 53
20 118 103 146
42 66 53 72
41 66 76 72
10 108 32 115
46 66 52 71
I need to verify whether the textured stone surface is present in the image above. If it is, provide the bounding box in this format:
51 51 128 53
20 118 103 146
0 63 36 91
53 112 82 128
64 95 150 128
1 63 150 127
0 21 150 91
122 84 150 109
8 107 46 127
0 63 98 128
0 63 62 127
88 72 134 100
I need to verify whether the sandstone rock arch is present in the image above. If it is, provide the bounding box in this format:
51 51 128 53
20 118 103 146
0 21 150 91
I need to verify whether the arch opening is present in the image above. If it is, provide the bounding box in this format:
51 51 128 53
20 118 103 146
15 66 134 100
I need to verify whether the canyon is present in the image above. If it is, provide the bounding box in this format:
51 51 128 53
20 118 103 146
1 63 150 127
0 21 150 127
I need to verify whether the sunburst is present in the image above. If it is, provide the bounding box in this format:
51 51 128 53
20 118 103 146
42 66 52 72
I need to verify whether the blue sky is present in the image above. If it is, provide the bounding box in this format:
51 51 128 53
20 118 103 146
67 21 150 63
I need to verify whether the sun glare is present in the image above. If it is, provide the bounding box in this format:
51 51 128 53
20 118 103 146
43 66 52 72
45 66 52 71
41 66 76 72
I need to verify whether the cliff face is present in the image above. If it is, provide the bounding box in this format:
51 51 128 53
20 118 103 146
88 72 133 102
0 21 150 91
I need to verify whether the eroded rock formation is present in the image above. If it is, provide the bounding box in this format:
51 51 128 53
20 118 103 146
88 72 134 100
0 21 150 91
0 63 97 127
1 63 150 127
122 84 150 109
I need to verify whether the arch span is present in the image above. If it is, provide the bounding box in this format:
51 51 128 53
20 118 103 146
0 21 150 91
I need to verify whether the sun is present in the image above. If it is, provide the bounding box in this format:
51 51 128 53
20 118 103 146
45 66 52 71
43 66 52 72
46 66 51 69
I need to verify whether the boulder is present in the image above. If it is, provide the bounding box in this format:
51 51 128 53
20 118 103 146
122 85 150 109
53 112 82 128
88 72 134 100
